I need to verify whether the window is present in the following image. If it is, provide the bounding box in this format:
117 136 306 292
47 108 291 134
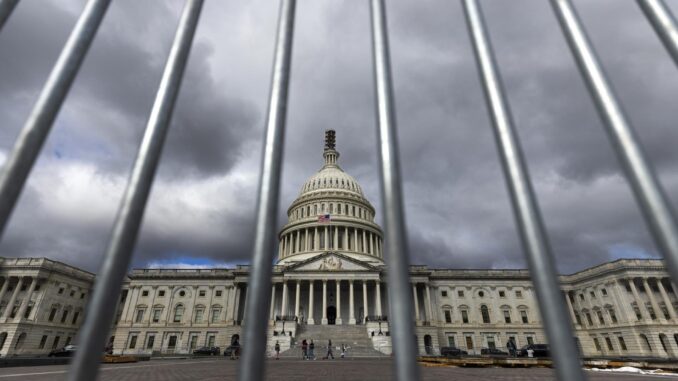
526 336 534 345
142 290 149 297
515 290 523 298
207 335 216 347
211 308 221 323
444 310 452 323
52 336 60 349
605 337 614 351
128 335 138 349
593 338 601 351
618 336 627 351
179 290 186 297
135 309 145 323
597 310 605 325
458 290 464 297
146 335 155 349
634 306 642 321
499 291 505 298
521 310 529 324
648 306 657 320
168 335 177 349
173 305 184 322
579 294 585 301
447 336 456 347
60 310 69 323
189 335 198 350
23 305 32 319
216 290 222 297
69 291 75 297
574 312 582 325
481 306 490 324
9 306 17 319
586 313 593 326
461 310 469 324
640 334 652 352
58 288 64 295
590 291 596 299
35 285 41 291
465 336 473 350
602 288 608 296
48 308 57 322
441 290 448 297
38 335 48 349
80 293 85 299
158 290 165 297
65 337 72 346
152 308 162 323
661 306 670 320
503 310 511 323
195 308 204 323
71 311 79 325
199 290 206 297
609 309 618 323
478 291 485 298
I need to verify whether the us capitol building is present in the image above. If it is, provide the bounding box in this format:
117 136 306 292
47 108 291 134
0 130 677 359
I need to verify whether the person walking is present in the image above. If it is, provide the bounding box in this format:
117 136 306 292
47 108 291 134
230 337 240 360
326 339 334 360
506 338 516 357
309 340 315 360
301 339 308 360
274 341 280 360
340 343 346 359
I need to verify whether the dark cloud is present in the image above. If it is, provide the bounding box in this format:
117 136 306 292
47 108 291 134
0 0 676 274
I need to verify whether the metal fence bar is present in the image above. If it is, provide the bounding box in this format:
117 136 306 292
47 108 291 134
238 0 296 380
67 1 204 380
637 0 678 65
369 1 420 380
462 1 586 380
0 0 110 239
551 0 678 285
637 0 678 67
0 0 19 31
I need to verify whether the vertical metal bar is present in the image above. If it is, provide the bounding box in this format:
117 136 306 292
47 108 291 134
0 0 19 32
462 1 587 380
238 0 296 380
637 0 678 67
369 1 420 380
67 1 203 380
552 0 678 285
0 0 110 239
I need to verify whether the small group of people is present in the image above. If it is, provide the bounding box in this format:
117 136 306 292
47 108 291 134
506 338 517 357
272 338 349 360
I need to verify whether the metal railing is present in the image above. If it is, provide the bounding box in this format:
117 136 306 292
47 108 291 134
0 0 677 380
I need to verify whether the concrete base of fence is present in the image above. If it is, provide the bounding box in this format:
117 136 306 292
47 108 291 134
418 356 678 372
102 355 137 363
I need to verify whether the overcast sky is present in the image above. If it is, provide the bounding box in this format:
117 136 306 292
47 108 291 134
1 0 677 275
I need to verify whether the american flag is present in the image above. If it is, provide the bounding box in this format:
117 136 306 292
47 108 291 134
318 214 331 223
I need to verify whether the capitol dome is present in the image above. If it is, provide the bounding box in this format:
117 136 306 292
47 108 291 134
277 130 384 265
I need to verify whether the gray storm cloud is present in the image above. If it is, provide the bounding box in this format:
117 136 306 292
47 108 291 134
0 0 677 274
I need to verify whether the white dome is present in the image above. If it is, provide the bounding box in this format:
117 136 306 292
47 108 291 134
299 165 364 198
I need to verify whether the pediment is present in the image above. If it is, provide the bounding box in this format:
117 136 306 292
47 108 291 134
286 252 378 272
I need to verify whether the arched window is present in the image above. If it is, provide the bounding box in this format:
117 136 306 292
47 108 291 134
173 305 184 323
659 334 669 353
211 305 222 323
481 305 491 324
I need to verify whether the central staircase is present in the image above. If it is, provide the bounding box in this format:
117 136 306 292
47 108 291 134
276 324 385 358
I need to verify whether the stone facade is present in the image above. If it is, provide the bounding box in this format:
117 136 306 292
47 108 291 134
0 257 94 356
1 130 677 358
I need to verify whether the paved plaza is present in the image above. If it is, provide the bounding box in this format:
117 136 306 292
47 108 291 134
0 358 672 381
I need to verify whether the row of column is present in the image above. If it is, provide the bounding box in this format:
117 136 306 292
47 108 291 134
270 279 383 324
412 283 434 323
0 276 40 322
566 277 677 327
279 226 382 258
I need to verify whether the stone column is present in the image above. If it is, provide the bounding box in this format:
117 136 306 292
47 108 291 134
305 229 310 251
308 281 315 324
295 280 301 319
362 230 367 253
270 284 276 321
565 292 577 325
281 282 288 318
322 280 328 325
612 280 635 323
376 280 382 316
354 229 358 251
657 278 676 320
336 280 342 324
314 227 319 250
363 281 369 321
344 226 349 249
0 278 10 306
425 284 433 322
232 285 241 321
2 277 23 320
412 284 420 322
643 278 663 321
334 225 338 249
628 278 646 320
296 230 301 253
370 233 374 255
325 226 329 249
15 277 37 322
242 285 249 321
349 280 356 324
